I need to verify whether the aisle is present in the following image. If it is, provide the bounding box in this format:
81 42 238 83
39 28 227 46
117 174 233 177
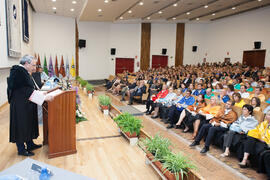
0 89 159 180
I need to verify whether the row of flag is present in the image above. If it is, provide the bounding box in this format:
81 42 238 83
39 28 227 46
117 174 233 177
35 54 76 78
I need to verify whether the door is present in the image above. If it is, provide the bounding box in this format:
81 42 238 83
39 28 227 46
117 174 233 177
152 55 168 69
115 58 134 75
243 50 266 67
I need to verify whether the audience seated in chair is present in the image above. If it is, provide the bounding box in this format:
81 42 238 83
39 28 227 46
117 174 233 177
190 100 237 154
128 80 146 105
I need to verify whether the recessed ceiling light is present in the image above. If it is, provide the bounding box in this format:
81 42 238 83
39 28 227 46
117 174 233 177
52 0 56 2
70 8 74 12
147 17 151 20
52 7 57 10
212 13 215 16
258 0 262 2
232 7 236 10
120 17 123 20
104 0 109 3
139 2 144 5
172 17 176 20
128 10 132 13
186 12 190 15
196 18 200 20
173 3 178 7
204 5 208 8
98 9 102 12
72 1 77 4
158 11 162 14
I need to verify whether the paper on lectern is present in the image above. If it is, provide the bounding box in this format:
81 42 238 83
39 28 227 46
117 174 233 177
46 89 63 97
29 90 46 106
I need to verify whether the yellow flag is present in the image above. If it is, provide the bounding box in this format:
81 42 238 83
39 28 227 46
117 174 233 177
70 56 76 77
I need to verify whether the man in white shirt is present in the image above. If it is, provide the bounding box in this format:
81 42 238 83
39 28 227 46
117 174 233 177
239 85 250 99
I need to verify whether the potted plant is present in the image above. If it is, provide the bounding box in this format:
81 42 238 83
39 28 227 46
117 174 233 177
113 113 143 138
162 152 196 180
141 134 172 169
98 95 111 114
76 76 82 86
86 83 94 98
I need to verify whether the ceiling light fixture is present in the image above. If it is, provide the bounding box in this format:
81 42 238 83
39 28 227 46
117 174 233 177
52 7 57 10
104 0 109 3
172 17 176 20
196 18 200 20
212 13 215 16
258 0 262 2
232 7 236 10
139 2 144 5
204 5 208 8
120 17 123 20
147 17 151 20
70 8 74 12
72 1 77 4
52 0 56 2
98 9 102 12
128 10 132 13
173 3 178 7
186 12 190 15
158 11 162 14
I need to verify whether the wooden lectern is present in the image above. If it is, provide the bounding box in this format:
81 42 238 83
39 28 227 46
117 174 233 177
42 89 77 158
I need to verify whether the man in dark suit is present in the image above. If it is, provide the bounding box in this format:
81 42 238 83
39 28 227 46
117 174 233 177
128 80 146 105
182 73 192 86
7 55 53 156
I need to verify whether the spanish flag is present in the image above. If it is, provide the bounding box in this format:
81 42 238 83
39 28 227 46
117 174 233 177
70 56 76 77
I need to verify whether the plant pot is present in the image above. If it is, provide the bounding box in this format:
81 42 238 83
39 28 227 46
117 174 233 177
88 93 93 99
163 169 178 180
100 105 109 110
146 152 163 172
125 132 137 138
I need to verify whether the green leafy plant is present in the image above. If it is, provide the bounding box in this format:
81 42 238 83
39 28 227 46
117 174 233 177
86 83 94 93
141 134 172 162
113 113 143 136
162 152 196 180
98 95 111 106
80 80 88 87
76 104 87 124
76 76 83 84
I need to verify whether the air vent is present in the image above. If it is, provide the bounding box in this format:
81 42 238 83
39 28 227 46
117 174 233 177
187 3 193 5
154 1 160 4
98 15 103 17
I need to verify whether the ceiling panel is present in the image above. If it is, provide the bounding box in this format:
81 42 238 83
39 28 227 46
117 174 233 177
199 0 270 21
79 0 138 21
30 0 86 18
30 0 270 22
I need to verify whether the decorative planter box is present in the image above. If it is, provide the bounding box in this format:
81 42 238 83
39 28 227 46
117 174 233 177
118 128 138 146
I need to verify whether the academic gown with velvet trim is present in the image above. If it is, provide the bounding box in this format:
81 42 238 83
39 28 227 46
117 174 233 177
7 65 39 143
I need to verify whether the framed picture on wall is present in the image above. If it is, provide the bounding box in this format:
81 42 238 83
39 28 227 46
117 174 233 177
5 0 21 58
22 0 29 43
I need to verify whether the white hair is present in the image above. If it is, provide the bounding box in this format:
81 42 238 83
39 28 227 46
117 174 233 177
19 55 36 65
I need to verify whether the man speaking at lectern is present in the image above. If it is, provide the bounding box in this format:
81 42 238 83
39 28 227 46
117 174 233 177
7 55 53 156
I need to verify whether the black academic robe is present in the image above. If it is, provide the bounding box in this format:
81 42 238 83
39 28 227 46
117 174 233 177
7 65 39 143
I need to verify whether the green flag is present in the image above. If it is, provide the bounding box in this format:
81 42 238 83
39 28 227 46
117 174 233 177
43 55 48 75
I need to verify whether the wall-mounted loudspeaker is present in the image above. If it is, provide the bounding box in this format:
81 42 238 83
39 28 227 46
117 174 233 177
78 39 86 48
111 48 116 55
254 41 261 49
192 46 197 52
162 48 167 55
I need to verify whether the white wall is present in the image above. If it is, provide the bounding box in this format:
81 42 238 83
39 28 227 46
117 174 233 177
184 6 270 66
33 13 75 68
0 0 33 106
150 23 176 67
78 22 141 80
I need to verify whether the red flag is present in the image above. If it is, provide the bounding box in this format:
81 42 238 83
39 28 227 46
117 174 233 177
36 54 41 71
59 55 66 77
55 55 59 77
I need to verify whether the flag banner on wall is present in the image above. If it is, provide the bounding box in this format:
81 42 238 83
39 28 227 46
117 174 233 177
36 54 41 71
70 56 76 78
55 55 59 77
48 56 54 77
66 57 70 79
59 55 66 78
43 55 48 75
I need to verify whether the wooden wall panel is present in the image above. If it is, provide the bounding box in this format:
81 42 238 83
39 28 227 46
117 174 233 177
175 23 185 67
75 20 79 77
140 23 151 70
